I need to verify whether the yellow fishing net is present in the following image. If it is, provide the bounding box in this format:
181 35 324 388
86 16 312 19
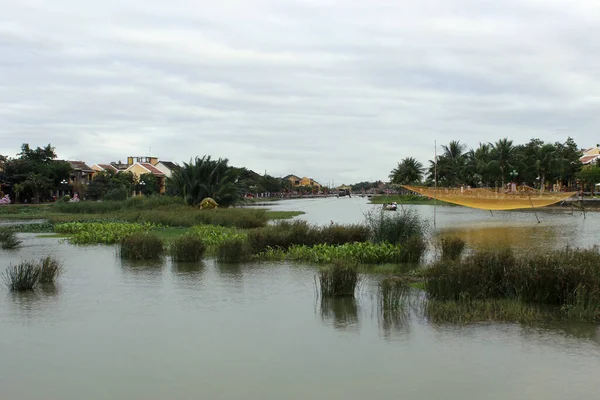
401 185 577 210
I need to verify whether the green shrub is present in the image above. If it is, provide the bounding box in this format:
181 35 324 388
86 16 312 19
102 187 129 201
262 242 404 264
440 237 466 261
0 229 22 249
39 256 63 284
192 225 247 247
319 263 359 297
2 261 41 291
170 234 206 262
120 233 164 260
400 236 427 263
216 237 250 263
366 209 429 245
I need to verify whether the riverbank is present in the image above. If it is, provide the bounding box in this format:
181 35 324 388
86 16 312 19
369 194 451 206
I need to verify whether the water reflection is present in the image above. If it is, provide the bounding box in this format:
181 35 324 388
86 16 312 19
319 297 359 332
170 260 206 288
121 258 166 282
438 224 561 250
8 284 60 316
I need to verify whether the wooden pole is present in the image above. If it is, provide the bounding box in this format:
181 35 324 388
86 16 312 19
527 194 541 223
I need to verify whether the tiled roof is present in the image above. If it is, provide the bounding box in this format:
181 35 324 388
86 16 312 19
97 164 118 171
139 163 165 176
67 161 94 172
158 161 178 170
580 155 600 164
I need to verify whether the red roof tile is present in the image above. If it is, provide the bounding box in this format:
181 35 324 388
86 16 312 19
139 163 165 176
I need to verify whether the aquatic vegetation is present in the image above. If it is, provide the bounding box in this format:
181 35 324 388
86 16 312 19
2 261 41 291
379 276 410 311
400 236 427 263
365 209 429 246
424 247 600 321
319 263 359 297
247 220 370 253
439 236 466 261
192 224 247 247
120 233 165 260
216 237 251 263
261 242 404 264
38 256 63 284
55 222 156 244
0 229 22 249
169 234 206 262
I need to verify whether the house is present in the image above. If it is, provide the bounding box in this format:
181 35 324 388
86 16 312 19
124 162 166 194
66 161 95 185
580 146 600 165
284 174 321 188
154 161 178 178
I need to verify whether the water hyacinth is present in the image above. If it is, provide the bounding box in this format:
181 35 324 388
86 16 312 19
55 222 156 244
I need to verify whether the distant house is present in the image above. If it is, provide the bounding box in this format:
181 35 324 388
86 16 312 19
284 174 321 188
580 146 600 165
66 161 95 185
124 162 166 194
284 174 301 186
154 161 178 178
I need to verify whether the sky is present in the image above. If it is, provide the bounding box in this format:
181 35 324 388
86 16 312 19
1 0 600 185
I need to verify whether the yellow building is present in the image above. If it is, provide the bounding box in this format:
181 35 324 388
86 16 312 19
124 162 166 194
284 174 321 188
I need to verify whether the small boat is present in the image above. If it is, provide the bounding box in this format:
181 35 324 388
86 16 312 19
383 202 398 211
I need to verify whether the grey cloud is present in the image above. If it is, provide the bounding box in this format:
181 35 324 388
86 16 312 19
2 0 600 184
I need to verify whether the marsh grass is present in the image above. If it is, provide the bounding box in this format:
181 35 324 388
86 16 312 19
379 276 410 311
318 263 359 297
169 234 206 262
424 247 600 322
365 209 429 246
120 233 165 260
0 229 22 249
2 261 41 291
400 236 427 263
215 237 251 263
439 236 466 261
38 256 63 284
247 220 370 254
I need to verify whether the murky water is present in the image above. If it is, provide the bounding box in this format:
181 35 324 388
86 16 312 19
1 202 600 399
266 197 599 250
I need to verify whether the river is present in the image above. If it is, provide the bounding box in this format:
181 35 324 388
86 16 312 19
1 201 599 399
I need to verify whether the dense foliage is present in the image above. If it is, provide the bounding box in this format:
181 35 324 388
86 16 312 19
87 170 136 200
55 222 155 244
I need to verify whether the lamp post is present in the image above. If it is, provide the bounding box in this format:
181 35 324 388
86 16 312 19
60 179 69 198
138 180 146 196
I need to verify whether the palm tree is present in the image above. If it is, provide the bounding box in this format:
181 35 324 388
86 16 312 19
534 143 558 191
490 138 516 188
465 143 492 187
439 140 466 186
168 156 240 206
389 157 424 185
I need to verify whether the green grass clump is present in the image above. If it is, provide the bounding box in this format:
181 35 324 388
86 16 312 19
440 236 466 261
0 229 22 249
247 220 370 253
120 233 165 260
319 263 359 297
55 221 155 244
424 247 600 322
192 225 247 247
2 261 41 291
170 234 206 262
400 236 427 263
216 237 251 263
424 299 555 324
38 256 63 284
365 209 429 247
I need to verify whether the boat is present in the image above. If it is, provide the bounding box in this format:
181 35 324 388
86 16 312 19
383 202 397 211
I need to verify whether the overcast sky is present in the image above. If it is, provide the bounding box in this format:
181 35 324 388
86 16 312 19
1 0 599 185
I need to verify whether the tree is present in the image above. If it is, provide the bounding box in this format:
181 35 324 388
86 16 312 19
87 170 135 200
489 138 516 188
138 173 160 196
168 156 241 206
389 157 424 185
576 165 600 194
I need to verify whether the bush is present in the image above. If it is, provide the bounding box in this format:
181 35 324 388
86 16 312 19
379 276 410 311
2 261 41 291
440 237 466 261
0 229 22 249
261 242 404 264
424 247 600 321
319 263 359 297
39 256 63 284
400 236 427 263
216 237 250 263
103 187 129 201
120 233 164 260
365 209 429 245
247 220 369 254
170 234 206 262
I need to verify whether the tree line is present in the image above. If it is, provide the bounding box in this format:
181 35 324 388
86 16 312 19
388 137 599 191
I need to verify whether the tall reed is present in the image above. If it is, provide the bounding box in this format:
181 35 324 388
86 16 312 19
169 234 206 262
439 236 466 261
2 261 41 291
38 256 63 284
318 263 359 297
120 233 165 260
365 209 429 246
0 229 22 249
216 237 250 263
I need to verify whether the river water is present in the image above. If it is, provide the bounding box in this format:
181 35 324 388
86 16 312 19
1 201 600 399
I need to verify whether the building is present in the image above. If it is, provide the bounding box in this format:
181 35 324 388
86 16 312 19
284 174 321 188
580 146 600 165
91 163 119 173
66 161 95 185
124 162 166 194
154 161 178 178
